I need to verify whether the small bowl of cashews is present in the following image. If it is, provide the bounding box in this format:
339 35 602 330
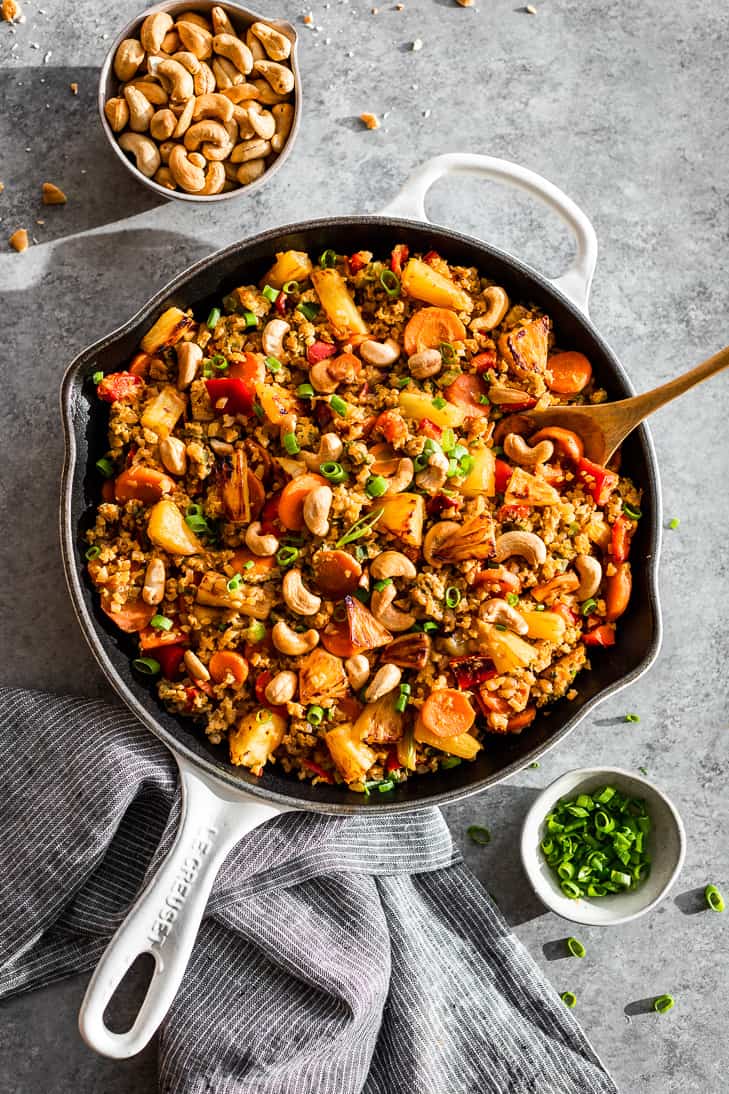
99 1 300 200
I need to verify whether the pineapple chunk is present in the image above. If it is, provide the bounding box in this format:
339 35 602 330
497 316 549 378
141 385 187 439
401 258 473 312
398 391 465 429
311 268 368 340
414 720 482 760
325 723 377 783
140 307 193 354
147 499 202 556
479 623 537 673
461 445 496 496
521 610 567 643
264 250 314 290
298 648 348 705
230 710 286 771
378 493 425 547
504 467 561 507
354 693 404 744
255 381 297 425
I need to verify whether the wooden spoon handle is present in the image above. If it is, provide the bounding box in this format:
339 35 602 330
625 344 729 422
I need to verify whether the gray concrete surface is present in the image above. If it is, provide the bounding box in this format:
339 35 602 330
1 0 728 1090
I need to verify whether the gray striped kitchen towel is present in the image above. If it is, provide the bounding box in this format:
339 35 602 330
0 687 618 1094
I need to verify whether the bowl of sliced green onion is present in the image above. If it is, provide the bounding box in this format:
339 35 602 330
521 768 686 926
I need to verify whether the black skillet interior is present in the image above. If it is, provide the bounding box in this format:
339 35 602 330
61 217 662 815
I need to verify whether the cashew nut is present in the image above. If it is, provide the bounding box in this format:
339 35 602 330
370 584 415 632
176 10 212 30
503 432 554 467
125 78 169 107
140 10 173 52
301 432 343 472
124 85 154 133
114 38 145 82
264 670 297 705
184 649 210 682
245 26 267 61
104 97 129 132
212 55 244 89
209 438 234 456
575 554 603 600
250 78 289 105
211 5 236 36
118 132 161 178
494 530 547 568
159 140 176 164
282 568 322 616
154 165 177 190
214 32 254 74
169 144 222 192
271 102 294 153
183 120 232 160
415 450 449 493
173 96 196 137
345 654 370 691
177 341 202 388
172 50 202 75
231 105 256 139
423 521 461 566
244 520 279 557
364 663 402 702
148 56 195 103
384 457 414 495
237 159 266 186
245 101 276 140
177 19 213 60
162 29 182 54
142 557 166 605
272 621 320 656
309 361 339 394
488 382 532 406
150 108 177 142
231 137 271 163
253 59 294 95
194 62 217 96
408 348 442 379
159 435 187 476
471 286 510 333
360 338 400 367
480 597 529 635
370 551 417 581
303 484 333 538
199 161 226 194
192 92 235 123
250 21 292 61
261 317 290 359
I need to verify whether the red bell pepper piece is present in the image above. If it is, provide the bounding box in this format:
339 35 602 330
471 566 521 595
552 601 577 626
449 655 498 690
274 291 288 316
583 624 616 647
422 250 439 265
96 371 144 404
471 350 497 374
611 514 634 563
577 457 619 506
426 492 463 517
385 748 402 775
307 340 337 365
375 409 408 446
477 692 511 716
348 251 368 274
494 458 513 494
205 377 255 417
418 418 443 440
156 644 187 679
497 504 529 522
390 244 409 275
301 759 334 783
260 491 282 535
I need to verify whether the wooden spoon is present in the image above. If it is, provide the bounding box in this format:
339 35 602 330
511 344 729 464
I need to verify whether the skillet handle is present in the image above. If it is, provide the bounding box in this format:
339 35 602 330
78 756 287 1059
379 153 598 315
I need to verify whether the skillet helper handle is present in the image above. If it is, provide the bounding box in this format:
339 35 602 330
78 757 285 1059
380 153 598 315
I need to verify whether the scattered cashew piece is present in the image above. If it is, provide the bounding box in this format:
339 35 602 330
359 337 400 367
301 432 343 472
177 341 202 388
408 348 442 379
159 435 187 476
370 584 415 632
480 597 528 635
575 554 603 600
471 286 510 333
503 432 554 467
118 132 161 177
282 568 322 616
272 621 319 656
245 521 279 557
364 663 402 702
494 530 547 567
303 485 333 537
370 551 417 581
261 318 290 359
265 670 297 705
142 558 166 605
345 654 370 691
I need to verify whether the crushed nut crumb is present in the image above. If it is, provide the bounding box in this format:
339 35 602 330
456 0 474 5
0 181 4 194
42 181 67 205
359 112 380 130
70 82 79 94
411 38 423 50
9 228 29 253
302 11 313 24
525 3 537 11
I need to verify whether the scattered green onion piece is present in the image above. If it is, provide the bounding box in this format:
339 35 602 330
373 578 393 592
150 614 173 631
623 501 642 520
567 937 586 959
85 545 101 560
283 432 300 455
186 504 202 516
529 761 540 769
638 766 648 776
319 249 338 268
414 453 430 472
211 354 228 371
459 454 474 474
265 355 282 372
336 507 384 547
242 562 255 573
395 694 408 713
653 994 675 1014
353 588 369 604
253 401 264 419
256 708 271 722
206 307 221 329
445 586 461 608
440 428 456 453
705 884 725 912
320 460 347 483
380 269 400 297
366 475 388 498
276 545 299 567
246 620 266 643
431 396 446 409
133 657 160 676
439 341 457 364
242 310 257 328
378 779 395 792
669 517 680 530
399 683 411 695
494 623 507 632
330 394 348 417
561 991 577 1009
262 284 279 303
282 279 300 294
478 394 491 405
506 592 519 607
467 825 491 846
227 574 243 592
625 713 640 723
568 521 580 535
298 301 319 321
297 382 315 398
394 376 410 389
95 457 114 478
93 370 104 384
561 880 582 899
421 621 439 633
202 365 213 378
581 598 597 616
307 705 325 726
441 756 462 769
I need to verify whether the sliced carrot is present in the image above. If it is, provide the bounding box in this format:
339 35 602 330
546 352 592 394
115 466 174 503
278 473 327 531
443 373 490 418
230 547 277 576
209 650 249 686
100 595 156 634
228 352 266 384
507 707 536 733
403 307 466 356
101 479 115 502
129 352 155 377
420 688 476 739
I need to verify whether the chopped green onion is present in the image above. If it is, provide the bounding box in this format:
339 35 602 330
253 401 264 419
256 708 271 722
581 598 597 616
395 694 408 713
366 475 388 498
653 994 675 1015
276 545 299 567
92 370 104 384
95 458 115 478
242 560 254 571
307 705 325 725
441 756 462 769
459 454 474 474
529 761 540 769
560 991 577 1009
202 364 213 378
478 394 491 405
132 656 160 675
262 284 279 303
705 884 725 912
282 280 300 294
150 614 173 631
467 825 491 846
186 504 202 516
445 586 461 608
506 592 519 607
623 501 642 520
320 461 348 483
227 573 243 591
206 307 221 329
568 521 580 535
567 937 586 959
393 376 410 389
638 765 648 776
380 269 400 297
439 341 457 364
336 507 384 547
421 621 439 633
440 428 456 453
431 396 446 409
329 394 348 417
625 713 640 723
669 517 680 530
298 301 319 321
319 249 338 268
399 683 411 695
414 452 430 472
265 355 281 372
373 577 392 592
85 545 101 560
297 382 315 398
561 879 582 899
378 779 395 792
211 354 228 371
494 623 507 632
246 620 266 643
245 310 259 327
283 432 300 455
353 588 369 604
